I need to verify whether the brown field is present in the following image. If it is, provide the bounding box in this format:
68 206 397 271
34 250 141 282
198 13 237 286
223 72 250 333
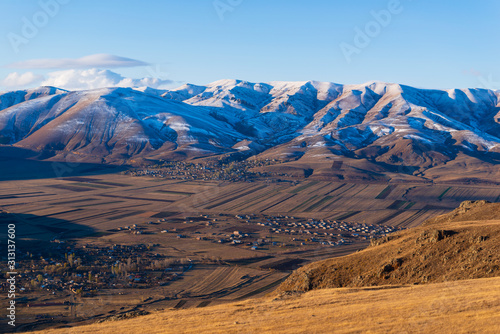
1 169 499 331
2 173 498 231
32 277 500 334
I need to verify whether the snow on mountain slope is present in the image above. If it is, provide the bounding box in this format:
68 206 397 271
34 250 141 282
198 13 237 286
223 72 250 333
177 80 348 141
0 87 251 162
292 82 500 163
0 80 499 172
0 86 67 112
0 93 75 144
161 83 207 101
183 79 272 111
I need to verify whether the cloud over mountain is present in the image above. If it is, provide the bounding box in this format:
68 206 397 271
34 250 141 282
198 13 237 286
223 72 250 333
2 54 174 91
7 54 149 69
0 69 173 91
0 72 43 88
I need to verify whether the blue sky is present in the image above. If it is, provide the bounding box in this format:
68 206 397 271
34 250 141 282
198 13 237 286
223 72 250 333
1 0 499 91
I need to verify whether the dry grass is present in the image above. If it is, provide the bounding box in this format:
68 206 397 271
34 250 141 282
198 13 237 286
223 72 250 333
278 202 500 292
34 277 500 334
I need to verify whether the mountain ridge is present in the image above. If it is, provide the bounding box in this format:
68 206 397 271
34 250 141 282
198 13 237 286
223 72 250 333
1 80 499 182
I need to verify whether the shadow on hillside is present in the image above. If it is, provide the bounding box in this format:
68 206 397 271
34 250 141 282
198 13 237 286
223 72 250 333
0 211 97 332
0 146 128 181
0 211 96 259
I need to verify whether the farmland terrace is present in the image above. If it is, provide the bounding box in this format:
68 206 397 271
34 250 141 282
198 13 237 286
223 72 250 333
0 171 499 331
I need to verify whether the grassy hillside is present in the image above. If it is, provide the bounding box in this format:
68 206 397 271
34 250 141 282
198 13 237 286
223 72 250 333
33 277 500 334
278 201 500 292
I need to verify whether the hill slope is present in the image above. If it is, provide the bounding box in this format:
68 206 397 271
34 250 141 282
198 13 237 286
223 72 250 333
0 87 248 163
1 80 499 181
32 277 500 334
278 201 500 292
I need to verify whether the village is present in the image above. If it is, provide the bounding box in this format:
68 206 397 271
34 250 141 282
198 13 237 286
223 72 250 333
0 242 195 300
123 158 292 182
1 212 402 303
111 212 402 250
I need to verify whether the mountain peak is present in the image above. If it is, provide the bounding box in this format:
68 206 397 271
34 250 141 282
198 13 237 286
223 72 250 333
1 80 499 182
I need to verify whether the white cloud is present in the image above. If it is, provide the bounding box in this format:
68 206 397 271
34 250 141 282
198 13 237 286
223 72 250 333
1 72 43 88
40 68 174 91
8 54 149 69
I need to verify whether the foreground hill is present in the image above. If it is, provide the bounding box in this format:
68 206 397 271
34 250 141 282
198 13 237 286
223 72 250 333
278 200 500 292
1 80 500 182
33 277 500 334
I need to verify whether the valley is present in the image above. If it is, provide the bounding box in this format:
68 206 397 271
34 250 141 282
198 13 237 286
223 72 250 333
1 1 499 332
0 80 499 332
0 167 499 331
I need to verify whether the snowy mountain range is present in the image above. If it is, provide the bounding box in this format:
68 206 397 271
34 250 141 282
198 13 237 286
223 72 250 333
0 80 499 181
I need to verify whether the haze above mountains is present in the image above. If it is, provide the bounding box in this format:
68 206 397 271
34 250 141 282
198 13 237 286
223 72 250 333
1 80 499 183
